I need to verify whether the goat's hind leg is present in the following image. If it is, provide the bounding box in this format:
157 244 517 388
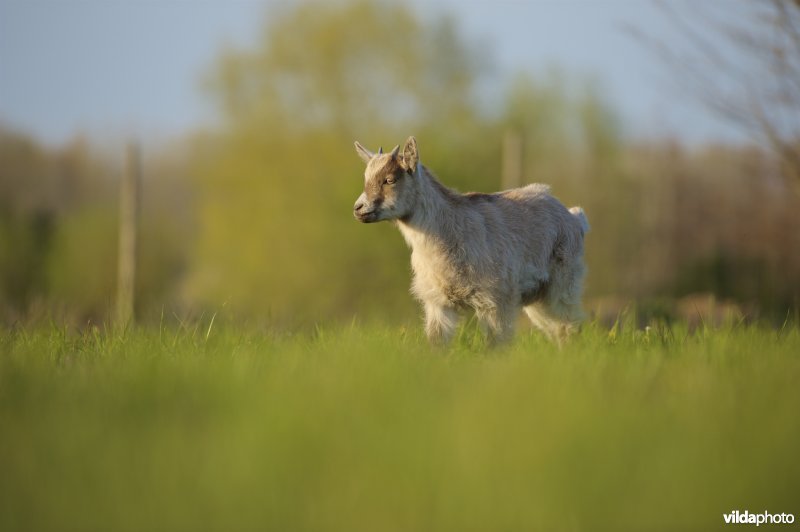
525 300 583 346
524 304 561 344
528 257 586 345
424 302 459 344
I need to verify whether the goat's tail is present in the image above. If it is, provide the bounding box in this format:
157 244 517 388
569 206 590 234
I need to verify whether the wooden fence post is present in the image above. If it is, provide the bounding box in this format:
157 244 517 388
116 141 140 327
502 130 523 190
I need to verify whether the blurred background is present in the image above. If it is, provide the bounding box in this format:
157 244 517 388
1 0 799 327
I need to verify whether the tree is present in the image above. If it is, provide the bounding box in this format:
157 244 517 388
187 0 485 322
633 0 800 186
206 0 482 138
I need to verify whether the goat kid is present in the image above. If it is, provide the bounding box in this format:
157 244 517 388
353 136 589 344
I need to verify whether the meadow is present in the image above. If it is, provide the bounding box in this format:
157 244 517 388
1 319 798 531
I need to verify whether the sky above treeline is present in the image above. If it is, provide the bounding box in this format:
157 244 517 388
0 0 753 146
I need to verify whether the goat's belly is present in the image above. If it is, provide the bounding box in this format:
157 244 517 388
520 282 546 305
519 274 547 305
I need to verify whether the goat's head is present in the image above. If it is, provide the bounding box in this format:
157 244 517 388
352 136 419 223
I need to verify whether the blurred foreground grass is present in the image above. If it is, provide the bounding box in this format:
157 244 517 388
1 321 798 531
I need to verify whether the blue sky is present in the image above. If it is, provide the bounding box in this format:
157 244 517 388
0 0 751 146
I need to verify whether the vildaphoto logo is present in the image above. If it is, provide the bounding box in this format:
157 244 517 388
723 510 795 526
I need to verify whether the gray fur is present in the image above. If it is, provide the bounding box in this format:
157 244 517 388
353 136 589 344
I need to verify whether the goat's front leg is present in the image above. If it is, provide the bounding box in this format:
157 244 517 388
477 303 516 345
424 302 459 344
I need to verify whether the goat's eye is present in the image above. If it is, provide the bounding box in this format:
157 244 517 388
385 176 396 185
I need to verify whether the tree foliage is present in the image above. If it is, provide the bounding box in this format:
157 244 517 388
188 1 487 322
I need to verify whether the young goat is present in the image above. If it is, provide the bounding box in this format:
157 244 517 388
353 136 589 344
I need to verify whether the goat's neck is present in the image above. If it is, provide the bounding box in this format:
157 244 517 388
396 165 457 250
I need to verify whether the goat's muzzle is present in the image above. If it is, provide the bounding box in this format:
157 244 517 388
353 200 379 223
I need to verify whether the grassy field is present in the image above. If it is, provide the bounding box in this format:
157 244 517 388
1 320 799 531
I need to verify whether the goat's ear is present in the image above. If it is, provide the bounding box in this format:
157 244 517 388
354 141 374 164
400 136 418 174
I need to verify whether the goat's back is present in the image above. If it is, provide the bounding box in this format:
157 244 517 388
459 183 585 272
500 184 583 236
475 182 582 233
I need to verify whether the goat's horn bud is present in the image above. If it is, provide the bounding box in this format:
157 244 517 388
378 146 383 154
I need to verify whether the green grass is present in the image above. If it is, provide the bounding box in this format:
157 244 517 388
1 321 799 531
